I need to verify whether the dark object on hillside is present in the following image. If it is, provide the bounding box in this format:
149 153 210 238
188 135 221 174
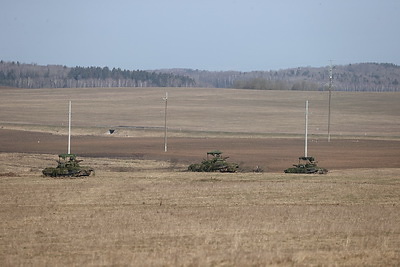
42 154 94 178
188 150 239 173
284 156 328 174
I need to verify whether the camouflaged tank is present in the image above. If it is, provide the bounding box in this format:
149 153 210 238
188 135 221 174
188 150 239 173
284 156 328 174
42 154 94 178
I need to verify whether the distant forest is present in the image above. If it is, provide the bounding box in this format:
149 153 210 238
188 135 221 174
1 60 399 92
157 63 400 92
0 61 195 88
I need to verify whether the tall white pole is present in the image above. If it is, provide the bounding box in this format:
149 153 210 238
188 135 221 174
328 88 331 142
68 100 71 154
163 92 168 152
305 100 309 158
328 62 333 142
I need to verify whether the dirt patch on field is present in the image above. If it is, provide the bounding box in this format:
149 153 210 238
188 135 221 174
1 129 399 172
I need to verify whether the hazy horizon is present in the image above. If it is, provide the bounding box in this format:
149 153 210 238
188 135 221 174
1 0 400 72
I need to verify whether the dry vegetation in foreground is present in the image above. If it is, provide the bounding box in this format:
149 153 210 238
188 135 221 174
0 153 399 266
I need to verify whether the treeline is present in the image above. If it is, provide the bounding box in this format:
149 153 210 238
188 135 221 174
67 66 195 87
233 78 320 91
0 61 195 88
158 63 400 92
2 60 399 91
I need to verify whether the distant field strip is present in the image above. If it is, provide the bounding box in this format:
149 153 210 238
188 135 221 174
0 87 399 138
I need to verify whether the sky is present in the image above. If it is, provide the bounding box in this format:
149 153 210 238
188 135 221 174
1 0 400 71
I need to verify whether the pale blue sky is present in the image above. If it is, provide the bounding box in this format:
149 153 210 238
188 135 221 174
1 0 399 71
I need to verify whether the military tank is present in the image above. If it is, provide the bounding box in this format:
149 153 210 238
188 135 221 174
284 156 328 174
42 154 94 178
188 150 239 173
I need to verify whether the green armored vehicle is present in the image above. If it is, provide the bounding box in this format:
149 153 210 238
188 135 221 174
42 154 94 177
188 150 239 173
284 156 328 174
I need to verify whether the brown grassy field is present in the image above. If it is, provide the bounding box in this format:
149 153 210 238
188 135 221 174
1 87 399 138
0 87 400 266
0 154 399 266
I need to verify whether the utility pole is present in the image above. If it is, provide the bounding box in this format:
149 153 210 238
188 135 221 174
163 92 168 152
305 100 309 157
68 100 71 154
328 61 333 142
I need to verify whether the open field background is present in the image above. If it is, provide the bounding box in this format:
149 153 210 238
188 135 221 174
1 87 399 138
0 87 399 265
0 87 399 171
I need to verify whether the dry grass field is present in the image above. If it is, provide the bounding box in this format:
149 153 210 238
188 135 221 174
0 154 399 266
1 87 399 138
0 87 400 266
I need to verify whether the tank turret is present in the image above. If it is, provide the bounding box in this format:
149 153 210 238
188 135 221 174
284 156 327 174
42 154 94 177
